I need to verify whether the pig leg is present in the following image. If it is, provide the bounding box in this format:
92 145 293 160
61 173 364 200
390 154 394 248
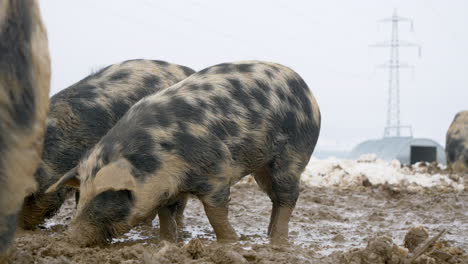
158 206 177 242
74 191 80 209
158 195 188 242
200 187 238 242
0 213 17 263
174 195 187 230
253 162 300 245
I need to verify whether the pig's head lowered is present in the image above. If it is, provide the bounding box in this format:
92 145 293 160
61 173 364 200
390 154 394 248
46 145 161 246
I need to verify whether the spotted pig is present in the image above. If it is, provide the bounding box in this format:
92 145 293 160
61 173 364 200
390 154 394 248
446 111 468 173
0 0 50 262
48 61 321 245
20 59 194 229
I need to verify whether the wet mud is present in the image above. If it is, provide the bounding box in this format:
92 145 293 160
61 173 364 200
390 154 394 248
8 171 467 263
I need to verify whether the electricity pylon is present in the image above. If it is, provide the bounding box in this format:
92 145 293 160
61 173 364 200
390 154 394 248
371 9 421 137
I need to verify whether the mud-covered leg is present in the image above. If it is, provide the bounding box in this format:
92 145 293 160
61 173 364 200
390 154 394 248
202 204 238 242
74 191 80 209
158 206 177 242
174 195 188 230
254 162 301 245
267 203 278 236
269 205 294 244
157 195 188 242
200 186 238 243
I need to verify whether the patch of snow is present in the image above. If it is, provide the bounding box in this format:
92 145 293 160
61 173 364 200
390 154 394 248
302 155 464 191
112 229 150 244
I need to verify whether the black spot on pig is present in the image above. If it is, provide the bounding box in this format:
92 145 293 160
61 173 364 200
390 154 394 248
287 77 312 114
271 176 300 207
160 142 175 152
109 70 131 82
228 79 252 108
255 79 270 93
179 65 195 77
285 94 299 109
236 63 254 73
131 102 171 128
109 99 131 122
177 121 188 133
210 119 240 140
127 153 161 177
71 102 114 138
196 99 208 109
100 141 118 165
181 169 213 195
173 132 225 173
277 88 286 101
247 110 262 127
211 96 233 116
251 89 269 108
122 130 160 178
127 88 153 103
267 111 311 152
264 70 273 79
76 85 98 100
202 83 213 91
188 84 200 91
270 65 281 73
143 75 160 88
169 97 204 123
214 63 233 74
152 60 169 67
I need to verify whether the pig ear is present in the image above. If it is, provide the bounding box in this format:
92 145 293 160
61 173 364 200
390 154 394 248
45 167 80 193
94 159 137 194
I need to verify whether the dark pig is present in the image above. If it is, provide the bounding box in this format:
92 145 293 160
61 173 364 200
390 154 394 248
48 61 321 245
0 0 51 262
20 59 194 229
446 110 468 173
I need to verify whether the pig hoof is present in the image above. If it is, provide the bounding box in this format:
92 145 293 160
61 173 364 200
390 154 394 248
270 236 289 246
217 235 239 243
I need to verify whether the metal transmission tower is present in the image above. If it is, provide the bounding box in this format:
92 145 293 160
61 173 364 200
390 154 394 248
371 9 421 137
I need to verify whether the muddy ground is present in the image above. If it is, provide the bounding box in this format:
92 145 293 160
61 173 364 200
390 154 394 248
8 175 467 263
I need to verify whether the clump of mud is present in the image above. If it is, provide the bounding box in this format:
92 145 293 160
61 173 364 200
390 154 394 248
325 228 467 264
404 226 429 252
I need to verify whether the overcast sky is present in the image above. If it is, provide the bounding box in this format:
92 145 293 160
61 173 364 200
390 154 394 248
40 0 468 153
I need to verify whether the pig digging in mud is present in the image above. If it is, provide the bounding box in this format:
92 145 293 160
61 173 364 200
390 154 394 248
19 59 195 230
0 0 51 262
446 110 468 173
48 61 321 246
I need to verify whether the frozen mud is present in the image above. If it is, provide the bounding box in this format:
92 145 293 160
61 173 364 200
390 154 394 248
8 158 467 263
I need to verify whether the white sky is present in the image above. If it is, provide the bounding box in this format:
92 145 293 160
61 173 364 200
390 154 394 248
40 0 468 153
